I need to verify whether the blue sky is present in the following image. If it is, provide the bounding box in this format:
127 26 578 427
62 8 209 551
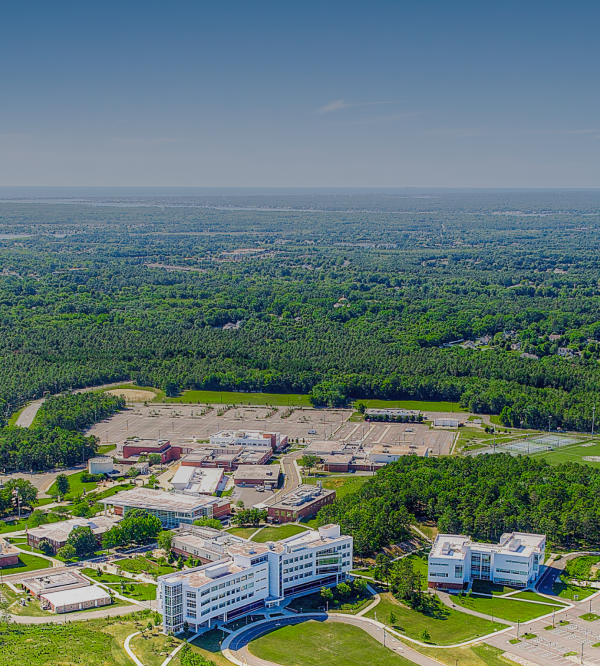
1 0 599 187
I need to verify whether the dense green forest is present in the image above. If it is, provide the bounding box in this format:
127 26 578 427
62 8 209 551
0 393 123 471
1 190 600 435
317 454 600 554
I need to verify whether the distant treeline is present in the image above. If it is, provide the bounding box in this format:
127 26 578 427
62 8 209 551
0 393 124 472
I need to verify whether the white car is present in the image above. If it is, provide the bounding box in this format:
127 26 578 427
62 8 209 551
308 429 317 434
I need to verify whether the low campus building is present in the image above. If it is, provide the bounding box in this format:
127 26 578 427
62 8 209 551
170 466 225 495
179 446 271 471
427 532 546 590
27 515 122 554
40 584 112 614
22 571 89 599
116 438 181 464
209 430 287 452
158 523 353 634
233 465 279 488
171 525 245 562
99 487 230 528
260 483 335 524
367 443 431 464
0 537 19 567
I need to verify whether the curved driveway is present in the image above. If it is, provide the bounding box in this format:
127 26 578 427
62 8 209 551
224 613 441 666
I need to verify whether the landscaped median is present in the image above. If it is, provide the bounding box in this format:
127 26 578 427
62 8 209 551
449 592 567 623
363 592 508 645
81 568 158 603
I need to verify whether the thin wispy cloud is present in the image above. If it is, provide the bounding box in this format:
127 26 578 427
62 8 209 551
345 111 426 126
112 137 183 147
317 99 402 114
425 128 490 138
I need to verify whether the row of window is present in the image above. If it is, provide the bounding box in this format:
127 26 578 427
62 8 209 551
495 568 527 576
200 582 255 606
199 572 257 597
284 562 312 574
284 571 314 583
198 592 255 617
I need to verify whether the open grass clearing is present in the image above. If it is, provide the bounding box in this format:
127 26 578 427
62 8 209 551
251 523 309 543
116 555 176 576
512 590 568 605
554 581 596 600
358 398 466 412
398 640 517 666
451 593 564 622
130 630 182 666
302 475 371 500
364 592 507 645
188 627 238 666
226 526 260 539
164 389 312 406
0 609 155 666
249 619 417 666
47 469 99 496
81 568 158 601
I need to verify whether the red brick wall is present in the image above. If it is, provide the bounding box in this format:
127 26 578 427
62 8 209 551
0 554 19 567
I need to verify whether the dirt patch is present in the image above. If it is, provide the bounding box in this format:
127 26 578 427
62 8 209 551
582 456 600 462
106 389 157 401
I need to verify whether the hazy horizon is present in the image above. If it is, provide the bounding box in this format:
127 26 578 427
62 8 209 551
2 1 599 188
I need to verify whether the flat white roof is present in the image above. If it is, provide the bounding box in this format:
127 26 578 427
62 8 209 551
100 487 224 511
234 465 279 481
41 584 110 606
171 466 223 494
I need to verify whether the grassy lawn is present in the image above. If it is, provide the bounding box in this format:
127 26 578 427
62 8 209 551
399 640 516 666
302 475 371 500
97 444 117 455
47 469 99 496
7 404 28 427
451 593 564 622
101 384 165 401
188 628 237 666
0 552 52 574
116 555 176 576
358 399 466 413
251 524 309 543
414 522 438 540
130 631 182 666
565 555 600 580
513 591 568 605
0 610 154 666
554 581 596 600
286 586 374 614
164 390 312 407
81 568 158 601
226 526 260 539
364 593 507 645
249 619 417 666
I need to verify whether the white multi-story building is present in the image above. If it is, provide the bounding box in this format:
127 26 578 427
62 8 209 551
157 524 352 633
209 430 286 452
428 532 546 590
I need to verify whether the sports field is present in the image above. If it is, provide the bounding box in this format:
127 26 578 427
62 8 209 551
527 440 600 468
358 399 466 412
164 390 312 406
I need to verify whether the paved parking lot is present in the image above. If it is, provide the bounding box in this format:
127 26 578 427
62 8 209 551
87 404 352 446
334 421 455 455
487 596 600 666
